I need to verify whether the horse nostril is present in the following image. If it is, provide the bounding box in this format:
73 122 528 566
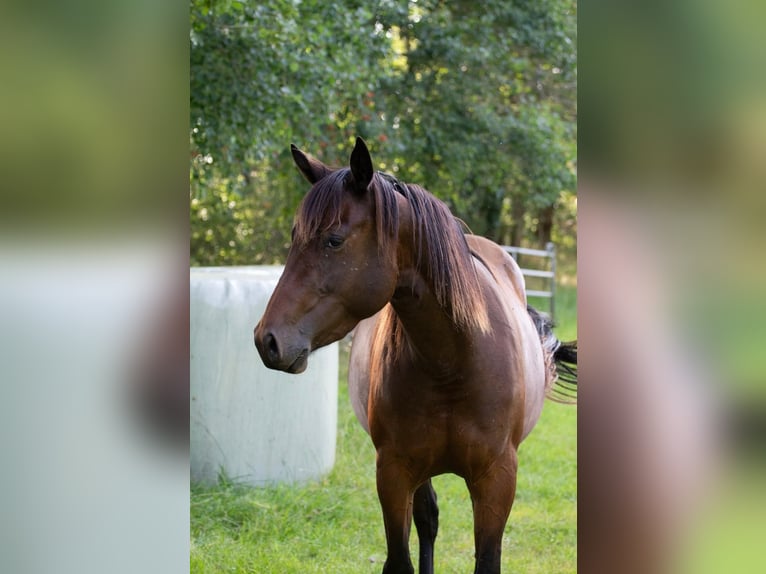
264 332 280 362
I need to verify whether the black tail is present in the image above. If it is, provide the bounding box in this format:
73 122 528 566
527 305 578 404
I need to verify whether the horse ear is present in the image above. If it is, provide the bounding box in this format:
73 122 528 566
349 136 373 193
291 144 332 184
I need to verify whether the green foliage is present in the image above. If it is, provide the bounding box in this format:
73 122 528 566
191 0 388 167
190 150 305 266
190 0 577 268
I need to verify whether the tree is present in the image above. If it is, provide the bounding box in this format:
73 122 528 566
190 0 390 264
374 0 576 245
190 0 577 265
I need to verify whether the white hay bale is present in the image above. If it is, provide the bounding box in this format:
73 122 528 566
191 266 338 485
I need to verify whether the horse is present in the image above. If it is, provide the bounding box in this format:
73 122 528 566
254 137 577 574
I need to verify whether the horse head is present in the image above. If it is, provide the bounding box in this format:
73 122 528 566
254 137 400 373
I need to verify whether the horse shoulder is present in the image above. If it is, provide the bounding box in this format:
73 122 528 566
348 312 382 434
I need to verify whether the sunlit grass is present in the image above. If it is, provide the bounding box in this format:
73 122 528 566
191 285 576 573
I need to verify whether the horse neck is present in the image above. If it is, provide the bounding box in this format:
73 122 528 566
389 195 470 376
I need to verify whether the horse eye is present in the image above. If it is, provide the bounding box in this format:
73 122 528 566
325 235 344 249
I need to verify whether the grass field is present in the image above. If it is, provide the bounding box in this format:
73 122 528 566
191 286 576 573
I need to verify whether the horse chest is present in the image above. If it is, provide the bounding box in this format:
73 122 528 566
369 372 517 475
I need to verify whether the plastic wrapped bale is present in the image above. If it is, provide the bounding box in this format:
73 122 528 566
190 266 338 485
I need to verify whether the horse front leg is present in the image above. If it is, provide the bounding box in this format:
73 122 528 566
466 450 518 574
376 453 416 574
413 479 439 574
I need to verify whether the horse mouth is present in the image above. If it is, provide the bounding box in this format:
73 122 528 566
286 350 309 374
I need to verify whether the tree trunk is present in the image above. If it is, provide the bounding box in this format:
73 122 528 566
536 204 555 248
510 194 525 247
481 188 503 242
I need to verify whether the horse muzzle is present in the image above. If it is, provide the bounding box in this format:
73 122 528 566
254 323 310 374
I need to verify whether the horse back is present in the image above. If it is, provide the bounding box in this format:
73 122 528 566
465 235 527 306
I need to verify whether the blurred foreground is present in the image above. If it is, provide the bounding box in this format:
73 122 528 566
579 1 766 572
0 2 189 573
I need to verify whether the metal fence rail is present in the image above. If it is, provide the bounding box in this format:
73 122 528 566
502 242 556 320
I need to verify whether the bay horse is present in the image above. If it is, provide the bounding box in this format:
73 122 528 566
254 137 576 574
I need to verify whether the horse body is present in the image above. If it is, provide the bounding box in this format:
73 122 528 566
254 137 575 574
349 234 548 451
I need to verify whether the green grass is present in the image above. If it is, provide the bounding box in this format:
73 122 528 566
191 285 577 573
